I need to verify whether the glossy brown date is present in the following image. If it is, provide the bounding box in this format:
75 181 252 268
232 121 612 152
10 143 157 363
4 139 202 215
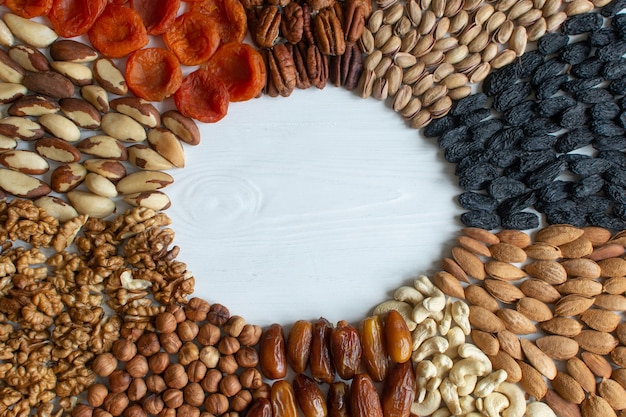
330 320 362 380
287 320 313 374
293 374 327 417
271 380 298 417
350 373 383 417
259 323 287 380
327 381 350 417
310 317 335 384
384 310 412 363
360 315 389 382
381 361 416 417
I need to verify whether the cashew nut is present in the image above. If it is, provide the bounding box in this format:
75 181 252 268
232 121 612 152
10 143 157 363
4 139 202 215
412 304 432 324
412 318 437 350
440 378 462 416
373 300 417 330
483 392 510 417
394 285 424 305
525 401 557 417
412 335 449 362
449 358 487 386
438 299 453 335
457 374 478 397
432 408 452 417
414 274 437 295
474 370 508 398
416 360 437 402
444 326 466 359
459 395 477 415
451 300 471 335
458 343 492 374
426 376 442 392
496 381 526 417
432 354 454 378
466 413 486 417
423 287 446 313
411 389 442 416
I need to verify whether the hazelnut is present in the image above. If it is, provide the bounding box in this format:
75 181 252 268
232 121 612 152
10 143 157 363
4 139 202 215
239 368 263 390
204 393 229 416
87 384 109 407
126 355 149 378
199 346 220 368
162 389 184 409
93 409 113 417
238 324 262 347
108 370 132 393
218 336 240 356
149 352 171 375
197 323 221 346
235 346 259 368
137 332 160 356
128 378 148 402
184 298 210 321
218 354 239 374
120 326 144 342
112 339 137 362
123 404 147 417
183 383 205 407
252 383 271 400
166 304 186 323
176 405 200 417
142 394 164 415
156 312 178 334
208 303 230 326
187 360 207 383
178 342 200 366
160 332 183 354
146 375 167 394
219 374 242 397
223 316 246 337
200 369 222 393
72 404 93 417
158 408 176 417
231 389 252 412
93 353 118 377
164 363 188 389
103 392 129 417
177 320 199 341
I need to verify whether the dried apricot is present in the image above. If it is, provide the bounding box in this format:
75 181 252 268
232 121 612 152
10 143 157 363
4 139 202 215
130 0 180 35
47 0 107 37
202 42 265 102
174 69 229 123
87 4 149 58
163 11 221 66
126 48 183 102
5 0 52 18
190 0 247 44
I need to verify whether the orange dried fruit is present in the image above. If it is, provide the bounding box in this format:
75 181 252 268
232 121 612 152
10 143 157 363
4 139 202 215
174 69 229 123
163 11 221 66
129 0 180 35
190 0 247 44
6 0 52 18
126 47 182 102
87 4 149 58
48 0 107 37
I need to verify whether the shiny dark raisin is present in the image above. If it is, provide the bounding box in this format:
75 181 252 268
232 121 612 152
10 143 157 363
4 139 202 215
458 192 498 211
537 95 576 118
562 13 603 35
501 212 540 230
460 210 499 229
538 32 570 56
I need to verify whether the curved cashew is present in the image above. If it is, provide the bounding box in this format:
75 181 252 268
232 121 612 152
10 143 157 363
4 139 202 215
457 374 478 396
466 413 486 417
411 389 442 416
414 275 437 295
459 395 476 415
440 378 462 416
412 336 449 362
373 300 417 330
431 309 444 322
449 358 487 386
451 300 471 335
458 343 492 374
394 285 424 305
426 376 442 392
432 408 452 417
525 401 557 417
412 318 437 350
432 354 454 378
438 299 453 336
416 360 437 402
474 370 508 398
412 304 432 324
444 326 466 358
483 392 510 417
496 381 526 417
423 287 446 313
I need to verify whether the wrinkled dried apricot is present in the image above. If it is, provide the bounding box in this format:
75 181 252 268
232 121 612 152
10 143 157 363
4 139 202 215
88 4 149 58
202 42 266 102
190 0 247 44
6 0 52 18
174 69 229 123
126 48 183 102
48 0 107 37
130 0 180 35
163 11 221 66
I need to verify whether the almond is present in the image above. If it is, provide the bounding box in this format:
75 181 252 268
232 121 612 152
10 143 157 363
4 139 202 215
524 261 567 285
451 247 486 280
484 279 524 304
497 329 522 359
610 346 626 368
462 227 500 245
603 276 626 295
587 243 625 261
594 294 626 311
488 350 522 382
464 284 499 312
567 357 597 394
608 230 626 246
468 305 505 333
441 257 469 283
559 237 593 258
520 338 557 380
539 317 583 337
581 394 617 417
552 371 585 404
516 297 553 322
535 224 584 246
488 242 527 263
583 226 612 246
561 258 601 279
579 309 621 332
582 351 613 378
496 229 530 248
525 242 562 260
598 258 626 277
457 235 491 257
517 360 547 400
598 378 626 410
433 271 464 299
519 278 562 303
556 278 603 297
554 294 595 317
535 335 579 361
617 323 626 345
544 389 582 417
470 330 499 356
612 368 626 390
485 261 527 281
575 330 618 355
497 308 536 335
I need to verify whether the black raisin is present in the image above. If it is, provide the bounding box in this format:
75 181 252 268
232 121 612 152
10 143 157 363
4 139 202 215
458 162 499 191
493 82 532 113
526 159 567 190
602 0 626 17
519 151 557 173
503 100 536 126
575 195 613 214
562 12 603 35
562 77 603 93
560 41 592 65
520 134 557 151
612 12 626 35
460 210 500 229
488 176 528 200
602 58 626 80
532 59 567 86
483 64 521 97
459 108 492 127
450 93 488 116
523 117 562 136
423 114 458 137
469 119 503 143
570 157 612 176
606 166 626 187
455 151 489 176
444 139 483 163
591 120 625 136
589 212 626 230
559 103 589 129
536 74 569 100
554 127 595 153
596 40 626 62
590 102 621 121
438 125 469 149
497 191 537 216
575 88 614 104
485 127 524 150
501 212 540 230
458 192 498 211
571 58 604 79
538 32 570 55
609 76 626 95
620 112 626 128
614 203 626 220
502 164 528 182
573 174 605 197
594 135 626 150
518 50 546 78
487 149 520 168
537 95 577 118
537 180 573 203
589 27 618 47
600 150 626 167
543 199 586 226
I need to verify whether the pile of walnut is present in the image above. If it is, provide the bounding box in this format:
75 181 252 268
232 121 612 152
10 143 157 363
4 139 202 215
0 199 194 416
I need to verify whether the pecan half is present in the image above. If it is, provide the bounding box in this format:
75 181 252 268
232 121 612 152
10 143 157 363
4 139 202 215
329 42 363 90
281 2 304 44
301 3 315 45
255 5 281 48
343 1 365 43
307 44 328 89
289 43 311 89
314 8 346 56
306 0 335 11
265 44 297 97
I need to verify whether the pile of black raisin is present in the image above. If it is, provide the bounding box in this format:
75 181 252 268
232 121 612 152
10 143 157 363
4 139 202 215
424 4 626 231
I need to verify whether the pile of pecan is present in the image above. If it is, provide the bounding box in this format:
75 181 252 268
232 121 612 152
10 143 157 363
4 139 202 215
243 0 371 96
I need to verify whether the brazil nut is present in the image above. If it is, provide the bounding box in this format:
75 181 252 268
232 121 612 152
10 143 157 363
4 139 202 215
35 137 82 163
8 95 60 116
0 168 51 198
93 58 127 95
39 113 81 142
50 40 99 63
128 144 174 170
0 19 14 48
76 135 127 160
0 49 24 83
0 135 17 151
124 191 171 211
0 149 49 174
23 71 74 99
116 171 174 195
8 44 49 72
83 158 127 181
0 116 44 140
67 190 116 218
110 97 160 128
0 82 27 103
147 128 185 168
50 61 93 86
80 85 109 113
162 110 200 145
50 163 87 193
34 196 79 222
84 172 118 198
59 97 101 129
101 113 147 142
3 13 58 48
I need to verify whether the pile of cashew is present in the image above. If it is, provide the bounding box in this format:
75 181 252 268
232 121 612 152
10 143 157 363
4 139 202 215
373 275 556 417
